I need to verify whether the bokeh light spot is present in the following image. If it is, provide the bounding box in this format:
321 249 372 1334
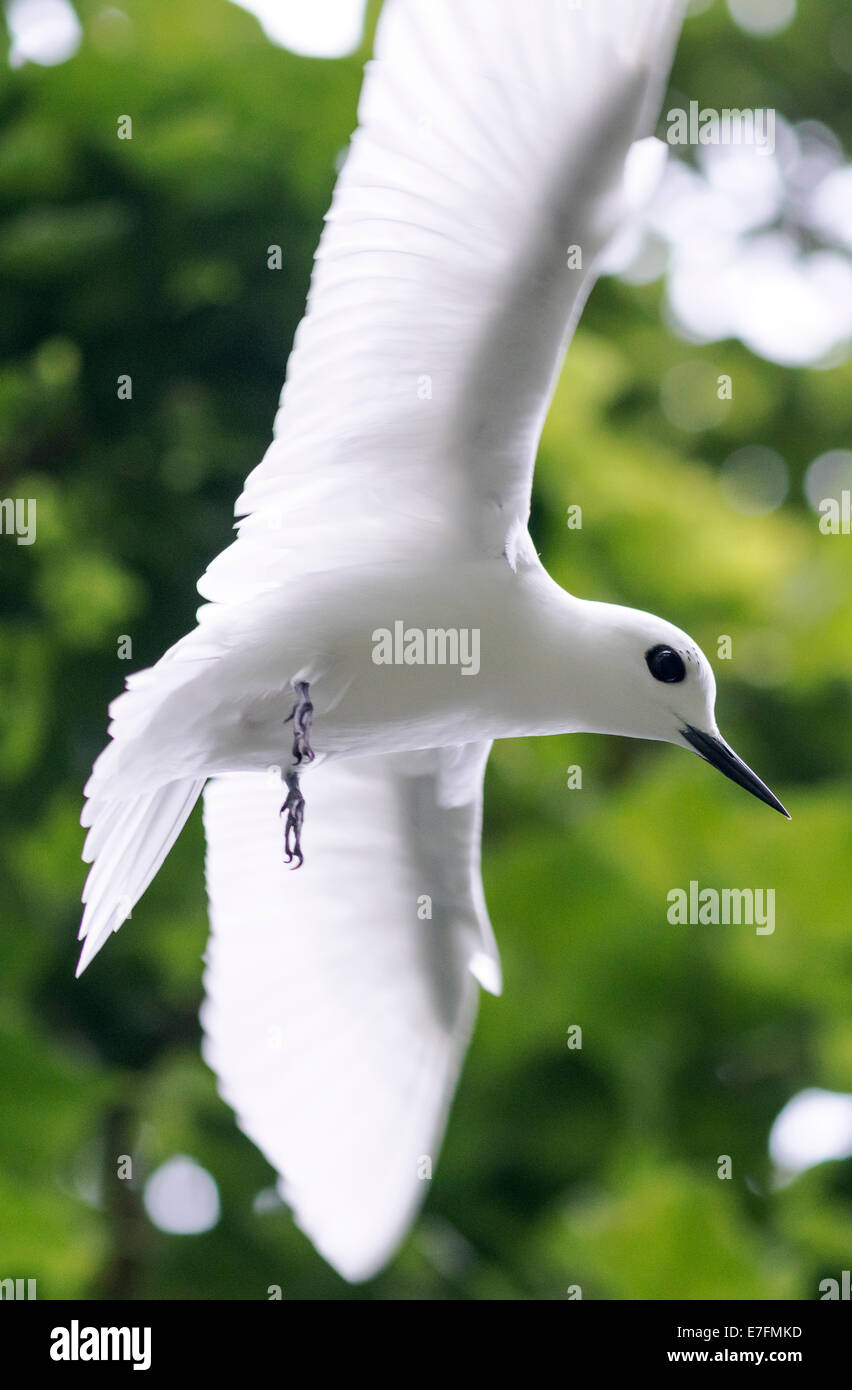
143 1156 221 1235
7 0 82 67
727 0 796 38
770 1089 852 1177
230 0 367 58
720 445 789 514
803 449 852 512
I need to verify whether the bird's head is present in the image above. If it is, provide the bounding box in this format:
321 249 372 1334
577 600 790 818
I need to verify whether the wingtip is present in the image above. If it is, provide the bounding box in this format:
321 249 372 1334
469 950 503 997
74 920 106 976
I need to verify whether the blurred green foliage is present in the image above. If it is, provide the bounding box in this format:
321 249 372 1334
0 0 850 1300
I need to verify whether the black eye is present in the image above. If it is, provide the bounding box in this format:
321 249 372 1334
645 645 686 684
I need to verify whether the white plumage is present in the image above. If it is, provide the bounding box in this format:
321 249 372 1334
201 743 495 1281
77 0 704 1279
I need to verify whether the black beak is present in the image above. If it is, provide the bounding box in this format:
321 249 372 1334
682 725 790 819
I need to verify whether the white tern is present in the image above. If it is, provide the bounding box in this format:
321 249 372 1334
77 0 788 1281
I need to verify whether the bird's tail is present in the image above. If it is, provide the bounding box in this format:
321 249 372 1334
76 777 205 976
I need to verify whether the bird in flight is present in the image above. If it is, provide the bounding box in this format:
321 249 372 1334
78 0 788 1281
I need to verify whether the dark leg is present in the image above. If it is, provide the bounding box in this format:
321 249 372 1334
280 681 314 867
284 680 315 766
280 770 306 869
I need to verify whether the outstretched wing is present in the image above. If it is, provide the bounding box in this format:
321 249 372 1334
198 0 684 608
200 742 497 1282
76 0 684 972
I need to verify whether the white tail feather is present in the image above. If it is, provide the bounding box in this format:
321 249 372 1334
76 778 205 976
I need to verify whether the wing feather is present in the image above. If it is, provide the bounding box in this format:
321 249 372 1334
198 0 685 608
200 742 496 1281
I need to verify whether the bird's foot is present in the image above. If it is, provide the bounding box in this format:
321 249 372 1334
280 681 314 865
285 680 315 766
280 770 306 869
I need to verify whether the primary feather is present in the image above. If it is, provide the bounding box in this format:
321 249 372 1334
201 743 495 1281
